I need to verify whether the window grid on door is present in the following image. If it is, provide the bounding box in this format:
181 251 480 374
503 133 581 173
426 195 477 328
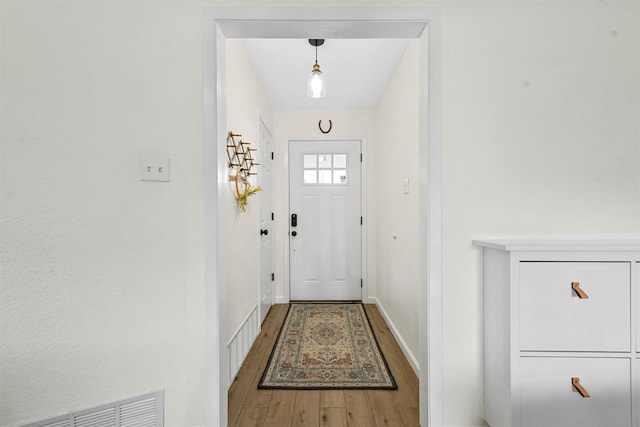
303 154 348 185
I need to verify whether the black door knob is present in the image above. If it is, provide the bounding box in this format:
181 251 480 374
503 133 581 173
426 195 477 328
291 231 297 237
260 229 268 236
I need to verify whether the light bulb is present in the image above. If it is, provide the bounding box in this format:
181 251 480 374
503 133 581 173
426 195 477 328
307 64 326 98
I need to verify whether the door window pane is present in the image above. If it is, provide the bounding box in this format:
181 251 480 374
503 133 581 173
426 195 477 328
318 170 332 184
318 154 332 168
304 155 317 168
333 170 347 184
333 154 347 168
304 170 317 184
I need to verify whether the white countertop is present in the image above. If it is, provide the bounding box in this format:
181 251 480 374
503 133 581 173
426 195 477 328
472 236 640 252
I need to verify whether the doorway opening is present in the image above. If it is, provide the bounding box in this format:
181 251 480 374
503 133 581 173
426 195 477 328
203 7 443 427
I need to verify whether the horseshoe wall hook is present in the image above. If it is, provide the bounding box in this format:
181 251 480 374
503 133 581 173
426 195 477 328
319 119 332 134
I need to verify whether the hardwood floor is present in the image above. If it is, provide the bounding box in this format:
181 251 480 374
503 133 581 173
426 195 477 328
228 304 419 427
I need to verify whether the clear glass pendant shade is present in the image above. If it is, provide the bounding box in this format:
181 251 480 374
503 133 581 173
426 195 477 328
307 64 326 98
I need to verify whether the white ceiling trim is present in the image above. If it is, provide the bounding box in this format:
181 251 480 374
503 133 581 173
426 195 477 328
213 6 429 39
218 20 427 39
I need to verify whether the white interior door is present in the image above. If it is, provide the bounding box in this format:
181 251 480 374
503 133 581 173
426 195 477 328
289 140 362 301
258 119 274 324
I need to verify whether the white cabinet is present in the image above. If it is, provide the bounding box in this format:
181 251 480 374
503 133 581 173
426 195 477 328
474 238 640 427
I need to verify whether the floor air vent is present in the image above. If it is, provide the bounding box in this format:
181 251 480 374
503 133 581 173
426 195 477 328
20 390 164 427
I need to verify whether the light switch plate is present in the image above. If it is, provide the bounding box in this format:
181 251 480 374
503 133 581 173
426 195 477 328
141 158 170 182
402 178 410 194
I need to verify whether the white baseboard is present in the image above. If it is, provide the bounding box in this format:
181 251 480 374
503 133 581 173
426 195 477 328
275 296 287 304
369 296 420 376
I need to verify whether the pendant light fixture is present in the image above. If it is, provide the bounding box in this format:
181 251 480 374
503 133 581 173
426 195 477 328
307 39 326 98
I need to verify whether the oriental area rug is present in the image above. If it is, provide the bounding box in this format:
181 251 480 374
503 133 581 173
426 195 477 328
258 303 397 390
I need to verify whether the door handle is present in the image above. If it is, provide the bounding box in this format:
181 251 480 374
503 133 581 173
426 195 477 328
572 377 590 398
291 231 297 237
571 282 589 299
291 213 297 227
260 229 268 236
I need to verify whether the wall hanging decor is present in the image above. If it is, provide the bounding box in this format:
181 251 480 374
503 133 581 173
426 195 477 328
226 131 262 213
318 119 332 134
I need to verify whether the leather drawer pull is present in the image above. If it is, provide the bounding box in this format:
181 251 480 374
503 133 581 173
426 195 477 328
572 377 591 398
571 282 589 299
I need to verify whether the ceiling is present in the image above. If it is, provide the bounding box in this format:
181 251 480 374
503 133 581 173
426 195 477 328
241 38 412 109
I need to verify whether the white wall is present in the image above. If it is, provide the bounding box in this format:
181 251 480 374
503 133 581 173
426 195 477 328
224 39 273 341
1 1 638 427
0 1 205 425
374 40 421 367
441 2 640 425
271 109 378 301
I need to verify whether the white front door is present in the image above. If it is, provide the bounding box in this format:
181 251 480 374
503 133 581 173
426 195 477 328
258 119 274 324
289 140 362 301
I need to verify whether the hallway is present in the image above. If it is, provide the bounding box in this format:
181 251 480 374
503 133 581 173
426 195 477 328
228 304 419 427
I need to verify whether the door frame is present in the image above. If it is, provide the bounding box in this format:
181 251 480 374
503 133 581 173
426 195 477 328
203 7 443 427
284 137 367 303
258 113 274 324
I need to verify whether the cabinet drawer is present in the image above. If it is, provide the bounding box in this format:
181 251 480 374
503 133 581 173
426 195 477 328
519 262 630 351
520 357 631 427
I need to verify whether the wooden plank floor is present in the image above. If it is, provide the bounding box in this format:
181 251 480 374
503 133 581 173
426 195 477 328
228 304 419 427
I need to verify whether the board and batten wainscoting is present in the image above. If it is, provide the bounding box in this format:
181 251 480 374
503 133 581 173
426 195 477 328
227 305 260 384
474 237 640 427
